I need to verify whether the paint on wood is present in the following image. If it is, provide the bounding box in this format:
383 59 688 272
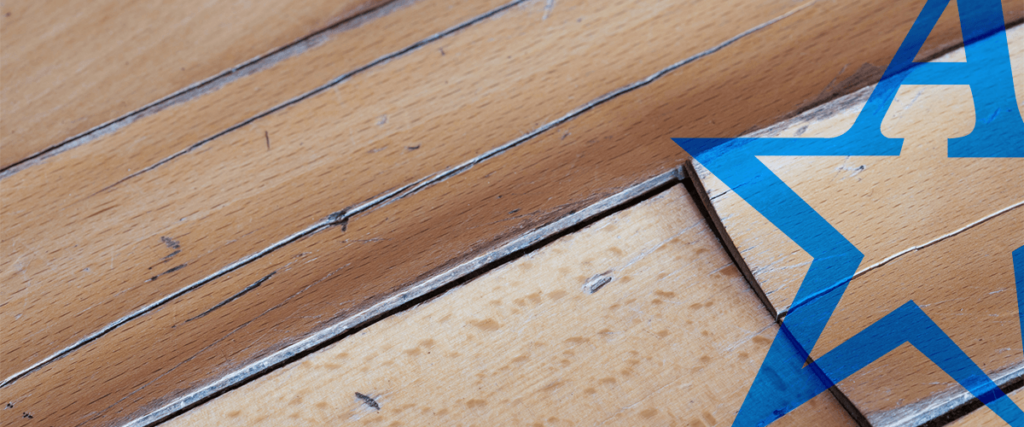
687 24 1024 427
4 2 1023 426
4 0 1011 387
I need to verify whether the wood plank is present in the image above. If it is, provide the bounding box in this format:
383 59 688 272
2 0 1019 424
0 0 514 180
950 385 1024 426
0 0 538 381
692 22 1024 316
688 24 1024 426
4 0 1012 385
0 0 388 169
159 186 859 426
0 0 813 381
813 204 1023 426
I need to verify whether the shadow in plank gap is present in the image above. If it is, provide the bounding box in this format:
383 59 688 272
3 1 1022 426
0 0 823 388
6 0 1017 391
164 185 858 427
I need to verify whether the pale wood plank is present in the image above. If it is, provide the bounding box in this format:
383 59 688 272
0 0 810 380
0 0 512 178
159 186 857 427
0 0 387 169
4 0 1010 386
815 204 1023 426
689 24 1024 426
692 23 1024 315
4 1 1021 424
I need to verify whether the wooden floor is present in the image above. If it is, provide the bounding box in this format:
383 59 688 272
1 0 1021 426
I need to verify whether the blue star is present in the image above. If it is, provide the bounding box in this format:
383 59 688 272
672 0 1024 424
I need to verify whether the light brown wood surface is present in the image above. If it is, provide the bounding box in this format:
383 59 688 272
3 1 1022 426
0 0 536 380
0 0 387 169
690 24 1024 426
0 0 514 179
162 186 858 427
4 0 1011 387
816 205 1023 426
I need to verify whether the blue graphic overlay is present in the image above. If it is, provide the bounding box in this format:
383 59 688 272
1016 246 1024 349
671 0 1024 424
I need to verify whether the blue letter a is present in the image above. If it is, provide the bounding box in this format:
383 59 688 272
844 0 1022 157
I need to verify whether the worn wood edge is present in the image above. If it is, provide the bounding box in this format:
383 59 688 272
101 0 812 196
688 16 1021 320
0 0 393 174
0 1 812 389
122 167 684 427
925 369 1024 426
681 20 1024 426
0 0 522 179
0 0 531 388
915 364 1024 426
682 160 777 319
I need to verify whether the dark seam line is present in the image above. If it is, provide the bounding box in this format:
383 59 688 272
129 170 683 427
0 0 812 390
0 0 406 177
180 271 276 325
675 19 1024 427
90 0 530 195
0 0 527 390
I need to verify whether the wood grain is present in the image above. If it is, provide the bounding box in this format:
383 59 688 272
816 205 1023 426
4 0 1010 384
692 23 1024 316
2 0 1019 425
152 186 859 427
689 24 1024 427
0 0 809 381
0 0 388 169
0 0 514 180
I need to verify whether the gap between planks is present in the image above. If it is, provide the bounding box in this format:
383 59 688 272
0 0 526 179
682 22 1024 427
2 0 1015 421
6 1 1011 389
123 167 685 427
686 17 1023 325
0 0 817 389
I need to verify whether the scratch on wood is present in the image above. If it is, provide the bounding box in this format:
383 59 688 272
264 131 271 151
582 271 613 294
147 264 187 283
161 236 181 249
355 392 380 411
161 250 181 261
181 271 277 325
